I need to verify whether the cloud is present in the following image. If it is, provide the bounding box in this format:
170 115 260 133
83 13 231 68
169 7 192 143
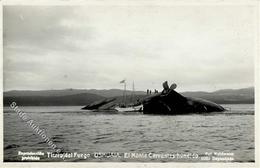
3 5 255 91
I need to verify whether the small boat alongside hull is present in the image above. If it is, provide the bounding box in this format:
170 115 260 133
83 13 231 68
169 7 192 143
115 105 143 112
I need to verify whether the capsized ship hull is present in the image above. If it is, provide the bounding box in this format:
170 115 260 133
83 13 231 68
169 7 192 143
142 89 225 115
81 81 225 115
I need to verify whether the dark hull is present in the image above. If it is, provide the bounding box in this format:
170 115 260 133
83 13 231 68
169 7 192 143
81 98 116 110
142 90 225 115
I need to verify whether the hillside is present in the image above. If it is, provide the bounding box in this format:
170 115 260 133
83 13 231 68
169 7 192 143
181 87 254 104
4 89 146 98
4 93 104 106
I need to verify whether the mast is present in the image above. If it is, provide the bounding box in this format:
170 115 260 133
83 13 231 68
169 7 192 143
132 81 135 101
133 81 135 94
123 81 126 105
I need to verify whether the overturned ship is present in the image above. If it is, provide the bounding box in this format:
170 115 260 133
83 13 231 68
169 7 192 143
82 81 225 115
142 81 225 115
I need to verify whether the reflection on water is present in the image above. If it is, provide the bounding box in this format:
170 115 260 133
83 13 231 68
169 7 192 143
4 104 254 162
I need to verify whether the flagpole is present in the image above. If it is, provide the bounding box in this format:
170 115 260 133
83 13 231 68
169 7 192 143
120 79 126 106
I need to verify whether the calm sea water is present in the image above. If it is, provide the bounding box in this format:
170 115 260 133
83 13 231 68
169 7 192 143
4 104 254 162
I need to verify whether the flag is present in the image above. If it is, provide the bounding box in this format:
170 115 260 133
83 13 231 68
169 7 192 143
120 79 126 83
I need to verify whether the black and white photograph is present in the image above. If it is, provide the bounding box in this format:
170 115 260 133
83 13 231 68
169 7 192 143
1 0 259 166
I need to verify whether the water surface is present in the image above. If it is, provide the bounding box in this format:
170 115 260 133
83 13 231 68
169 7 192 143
4 104 254 162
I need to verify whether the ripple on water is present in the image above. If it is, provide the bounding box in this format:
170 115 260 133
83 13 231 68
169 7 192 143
4 144 20 150
51 134 65 143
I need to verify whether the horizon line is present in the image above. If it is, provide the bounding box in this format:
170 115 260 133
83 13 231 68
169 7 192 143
3 86 254 93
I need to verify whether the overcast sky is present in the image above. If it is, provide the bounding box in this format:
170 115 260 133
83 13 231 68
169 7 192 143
3 5 256 92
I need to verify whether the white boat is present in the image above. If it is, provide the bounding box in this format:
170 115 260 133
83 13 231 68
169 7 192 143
115 104 143 112
115 80 143 112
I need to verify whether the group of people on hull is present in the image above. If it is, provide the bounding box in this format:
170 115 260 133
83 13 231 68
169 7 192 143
146 89 159 95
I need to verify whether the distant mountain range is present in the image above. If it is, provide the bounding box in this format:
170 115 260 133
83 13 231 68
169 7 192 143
182 87 254 104
4 89 146 98
3 87 254 106
4 93 105 106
